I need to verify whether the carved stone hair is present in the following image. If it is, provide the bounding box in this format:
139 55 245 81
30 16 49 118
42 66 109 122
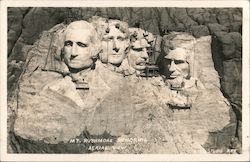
63 20 101 59
108 19 130 38
88 16 109 39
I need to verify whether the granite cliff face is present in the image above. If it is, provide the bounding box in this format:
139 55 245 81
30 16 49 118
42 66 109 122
7 7 242 153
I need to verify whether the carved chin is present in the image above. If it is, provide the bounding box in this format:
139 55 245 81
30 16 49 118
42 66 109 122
67 62 82 69
167 77 184 89
108 56 124 65
169 74 190 80
66 60 93 70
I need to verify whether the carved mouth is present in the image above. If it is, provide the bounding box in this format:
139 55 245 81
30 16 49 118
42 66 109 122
136 60 146 66
69 59 80 64
111 54 122 56
138 62 145 66
169 72 181 78
169 75 179 78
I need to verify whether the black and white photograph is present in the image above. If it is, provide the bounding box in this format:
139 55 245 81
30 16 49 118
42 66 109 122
0 0 249 161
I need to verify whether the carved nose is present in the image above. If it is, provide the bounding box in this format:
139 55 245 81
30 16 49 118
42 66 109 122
141 49 149 59
71 44 78 59
113 47 119 53
169 61 176 72
70 54 78 60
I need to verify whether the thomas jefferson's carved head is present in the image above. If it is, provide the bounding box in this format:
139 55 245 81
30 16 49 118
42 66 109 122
100 19 130 66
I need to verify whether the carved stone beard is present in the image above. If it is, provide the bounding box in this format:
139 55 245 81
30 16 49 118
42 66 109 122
167 79 191 109
166 76 201 109
167 76 185 90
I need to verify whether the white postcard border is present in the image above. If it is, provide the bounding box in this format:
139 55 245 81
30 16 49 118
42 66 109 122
0 0 249 161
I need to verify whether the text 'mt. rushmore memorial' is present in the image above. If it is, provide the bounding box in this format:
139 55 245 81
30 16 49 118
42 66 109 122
7 7 242 154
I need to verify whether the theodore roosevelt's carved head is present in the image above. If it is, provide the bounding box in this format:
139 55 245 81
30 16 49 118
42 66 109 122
127 28 151 71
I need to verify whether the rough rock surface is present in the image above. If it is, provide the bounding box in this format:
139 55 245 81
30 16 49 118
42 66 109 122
161 33 237 152
7 8 242 153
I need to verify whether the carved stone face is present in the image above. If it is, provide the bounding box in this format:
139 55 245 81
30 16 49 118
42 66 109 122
165 48 189 80
63 22 95 70
128 39 149 71
127 28 150 71
101 24 129 66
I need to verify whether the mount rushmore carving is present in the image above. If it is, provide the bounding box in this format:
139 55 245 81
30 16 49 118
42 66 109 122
9 15 238 153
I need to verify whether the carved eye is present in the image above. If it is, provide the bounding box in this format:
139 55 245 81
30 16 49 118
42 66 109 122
64 41 73 47
132 48 143 52
108 36 114 41
117 36 125 41
103 36 113 42
77 42 88 48
174 60 185 64
165 59 171 64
